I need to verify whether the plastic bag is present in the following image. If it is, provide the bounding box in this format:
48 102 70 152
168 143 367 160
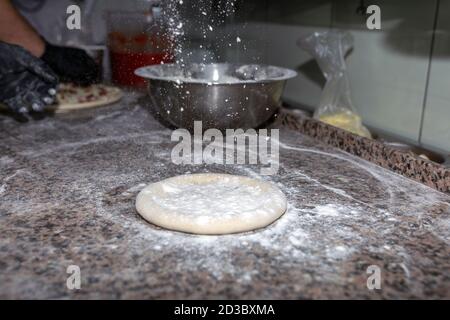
297 31 371 138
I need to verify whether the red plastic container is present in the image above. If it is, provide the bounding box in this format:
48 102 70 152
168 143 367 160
107 12 173 88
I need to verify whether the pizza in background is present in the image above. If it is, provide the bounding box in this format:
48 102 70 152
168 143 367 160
54 83 123 112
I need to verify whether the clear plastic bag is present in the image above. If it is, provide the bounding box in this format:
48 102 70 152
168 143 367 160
298 30 371 138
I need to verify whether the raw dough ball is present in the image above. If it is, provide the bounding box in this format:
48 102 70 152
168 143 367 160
135 173 287 235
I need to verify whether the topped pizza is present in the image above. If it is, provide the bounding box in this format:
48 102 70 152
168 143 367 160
54 83 123 112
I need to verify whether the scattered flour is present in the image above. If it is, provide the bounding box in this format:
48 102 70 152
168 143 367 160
1 100 449 286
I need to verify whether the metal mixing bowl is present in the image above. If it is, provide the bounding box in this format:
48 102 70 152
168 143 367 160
135 63 297 131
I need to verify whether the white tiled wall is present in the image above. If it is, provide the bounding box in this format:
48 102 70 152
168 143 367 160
234 0 449 152
421 0 450 153
332 0 437 142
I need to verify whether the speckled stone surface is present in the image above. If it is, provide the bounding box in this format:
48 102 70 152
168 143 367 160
0 94 449 299
278 110 450 194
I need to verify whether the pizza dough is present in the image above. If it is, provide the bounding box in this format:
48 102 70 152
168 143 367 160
51 83 123 113
136 173 287 235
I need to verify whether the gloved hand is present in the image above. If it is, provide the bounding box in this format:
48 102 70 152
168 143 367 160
0 41 59 116
41 42 100 86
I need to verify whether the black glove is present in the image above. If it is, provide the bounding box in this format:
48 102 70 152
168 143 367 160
41 42 100 86
0 41 58 116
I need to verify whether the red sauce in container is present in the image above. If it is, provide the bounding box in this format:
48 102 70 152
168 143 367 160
109 31 173 88
110 51 173 87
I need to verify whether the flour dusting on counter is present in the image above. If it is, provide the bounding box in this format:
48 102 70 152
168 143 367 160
1 94 449 299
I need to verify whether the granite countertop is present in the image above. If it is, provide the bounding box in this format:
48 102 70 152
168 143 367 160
0 93 449 299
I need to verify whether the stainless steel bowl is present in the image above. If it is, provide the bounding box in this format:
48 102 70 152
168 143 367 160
135 63 297 131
